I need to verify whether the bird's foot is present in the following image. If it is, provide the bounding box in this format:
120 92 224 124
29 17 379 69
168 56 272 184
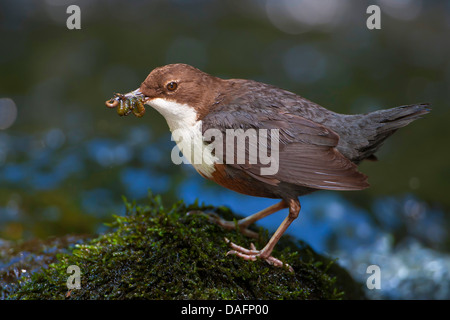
224 238 294 272
186 210 259 239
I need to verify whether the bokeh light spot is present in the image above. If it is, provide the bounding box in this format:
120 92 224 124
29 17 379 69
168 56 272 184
0 98 18 130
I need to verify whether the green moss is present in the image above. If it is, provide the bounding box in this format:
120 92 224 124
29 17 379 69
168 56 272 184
4 194 365 300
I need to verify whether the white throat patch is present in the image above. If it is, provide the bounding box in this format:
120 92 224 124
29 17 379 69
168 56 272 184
146 98 218 178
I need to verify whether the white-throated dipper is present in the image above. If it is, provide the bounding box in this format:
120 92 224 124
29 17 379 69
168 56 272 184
106 63 430 271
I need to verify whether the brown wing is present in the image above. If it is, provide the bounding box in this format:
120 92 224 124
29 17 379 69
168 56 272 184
202 105 369 191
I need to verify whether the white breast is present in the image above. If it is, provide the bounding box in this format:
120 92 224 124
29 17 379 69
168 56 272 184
146 98 218 178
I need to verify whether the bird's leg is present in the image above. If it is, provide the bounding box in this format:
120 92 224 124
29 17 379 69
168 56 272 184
193 200 288 239
237 200 288 230
226 199 301 272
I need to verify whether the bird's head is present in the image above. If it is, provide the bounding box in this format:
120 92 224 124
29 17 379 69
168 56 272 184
137 63 223 128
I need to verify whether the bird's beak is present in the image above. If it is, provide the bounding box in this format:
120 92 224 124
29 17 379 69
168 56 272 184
130 88 154 105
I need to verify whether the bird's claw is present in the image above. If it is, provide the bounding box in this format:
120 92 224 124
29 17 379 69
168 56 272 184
224 238 294 272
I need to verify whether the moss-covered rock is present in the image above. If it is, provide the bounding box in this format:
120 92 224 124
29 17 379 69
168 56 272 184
2 194 365 300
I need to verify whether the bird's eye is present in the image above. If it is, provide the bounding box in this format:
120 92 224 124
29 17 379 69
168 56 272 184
166 81 178 91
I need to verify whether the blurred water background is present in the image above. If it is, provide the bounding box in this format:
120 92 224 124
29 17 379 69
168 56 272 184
0 0 449 299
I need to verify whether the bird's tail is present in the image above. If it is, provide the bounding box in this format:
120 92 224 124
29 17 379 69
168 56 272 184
353 103 431 161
